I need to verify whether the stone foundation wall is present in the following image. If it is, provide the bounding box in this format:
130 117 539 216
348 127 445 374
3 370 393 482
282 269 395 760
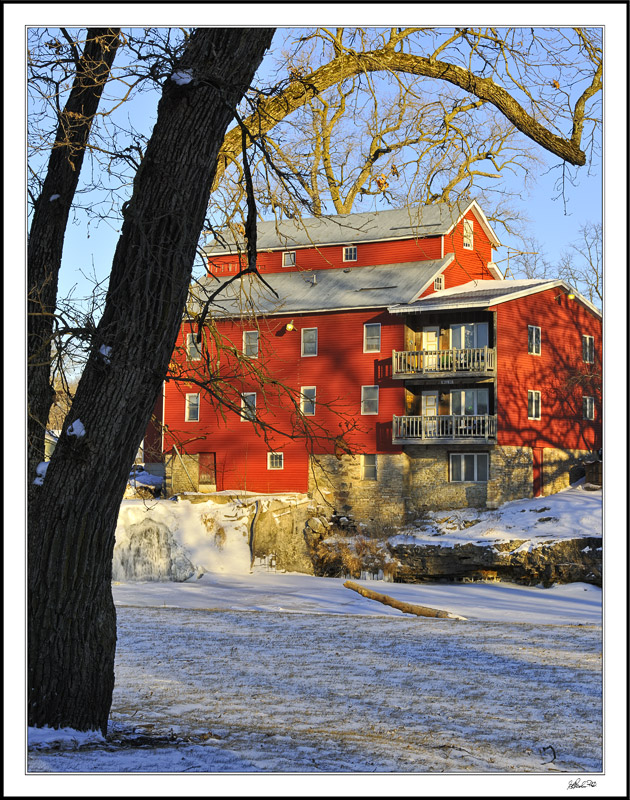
308 454 406 526
165 453 199 495
403 445 488 518
486 446 533 509
543 448 588 495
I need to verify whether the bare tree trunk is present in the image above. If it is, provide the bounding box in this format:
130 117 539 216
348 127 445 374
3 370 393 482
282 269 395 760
28 27 275 735
27 28 121 489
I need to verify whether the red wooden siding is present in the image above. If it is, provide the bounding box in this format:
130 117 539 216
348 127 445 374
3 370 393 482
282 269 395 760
421 210 495 297
205 236 443 276
163 310 406 492
494 289 602 452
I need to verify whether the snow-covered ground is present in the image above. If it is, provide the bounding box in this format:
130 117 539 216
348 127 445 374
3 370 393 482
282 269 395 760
391 483 603 549
19 482 624 794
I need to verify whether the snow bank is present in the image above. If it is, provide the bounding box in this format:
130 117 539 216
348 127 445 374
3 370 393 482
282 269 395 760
390 483 602 549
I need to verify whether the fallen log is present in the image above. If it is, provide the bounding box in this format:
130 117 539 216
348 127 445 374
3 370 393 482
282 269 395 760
343 580 465 619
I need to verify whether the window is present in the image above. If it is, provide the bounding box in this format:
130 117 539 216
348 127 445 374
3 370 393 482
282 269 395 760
450 388 489 415
267 452 284 470
450 453 489 482
463 218 474 249
583 396 595 420
582 335 595 363
363 323 381 353
343 246 357 262
282 251 296 267
528 390 541 420
301 327 318 356
241 392 256 421
528 325 541 355
186 333 201 361
185 393 200 422
301 386 316 416
450 322 488 349
243 330 259 358
433 275 445 291
361 385 379 415
362 454 378 480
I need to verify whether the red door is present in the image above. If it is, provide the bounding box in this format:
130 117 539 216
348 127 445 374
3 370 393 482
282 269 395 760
533 448 543 497
199 453 216 485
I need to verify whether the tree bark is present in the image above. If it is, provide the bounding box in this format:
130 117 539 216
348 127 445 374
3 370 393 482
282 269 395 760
27 28 121 490
28 27 275 735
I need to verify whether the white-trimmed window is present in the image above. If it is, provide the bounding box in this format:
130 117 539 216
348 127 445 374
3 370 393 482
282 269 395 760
361 385 379 415
241 392 256 421
433 275 445 291
528 390 541 420
301 386 316 416
450 322 488 349
528 325 541 355
186 333 201 361
583 396 595 420
267 452 284 470
243 330 259 358
301 327 318 356
363 323 381 353
582 335 595 363
450 388 489 416
463 218 474 249
362 454 378 481
185 393 200 422
282 251 296 268
450 452 489 482
343 246 357 262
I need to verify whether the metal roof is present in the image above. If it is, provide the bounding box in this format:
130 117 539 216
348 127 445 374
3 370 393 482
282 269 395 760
204 203 480 255
388 279 602 318
189 258 452 318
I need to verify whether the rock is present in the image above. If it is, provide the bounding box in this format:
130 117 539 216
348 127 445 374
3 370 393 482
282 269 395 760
387 536 602 587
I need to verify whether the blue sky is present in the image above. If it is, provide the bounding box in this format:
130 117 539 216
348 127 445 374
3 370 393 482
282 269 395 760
52 24 604 305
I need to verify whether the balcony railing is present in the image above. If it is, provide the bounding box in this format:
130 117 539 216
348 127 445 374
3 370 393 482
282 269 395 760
392 414 497 443
392 347 495 378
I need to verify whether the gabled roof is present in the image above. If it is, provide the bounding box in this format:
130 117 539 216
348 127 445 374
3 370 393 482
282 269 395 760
388 279 602 319
189 257 453 318
204 200 501 254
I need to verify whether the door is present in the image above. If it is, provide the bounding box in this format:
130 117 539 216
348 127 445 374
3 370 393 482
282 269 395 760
533 448 543 497
422 391 439 437
422 326 440 371
199 452 217 491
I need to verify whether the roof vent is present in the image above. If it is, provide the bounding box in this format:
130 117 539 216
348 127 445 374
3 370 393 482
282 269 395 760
312 274 317 285
343 268 351 273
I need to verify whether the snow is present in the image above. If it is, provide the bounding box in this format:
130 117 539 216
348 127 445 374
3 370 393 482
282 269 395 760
128 470 163 488
98 344 112 364
27 577 603 779
32 461 48 486
389 483 602 549
23 484 611 785
28 726 104 748
170 69 193 85
66 418 85 438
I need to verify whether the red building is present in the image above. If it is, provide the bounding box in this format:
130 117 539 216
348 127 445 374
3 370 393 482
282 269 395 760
154 202 601 522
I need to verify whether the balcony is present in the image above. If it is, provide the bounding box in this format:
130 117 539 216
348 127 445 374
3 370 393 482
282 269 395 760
392 347 495 380
392 414 497 444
